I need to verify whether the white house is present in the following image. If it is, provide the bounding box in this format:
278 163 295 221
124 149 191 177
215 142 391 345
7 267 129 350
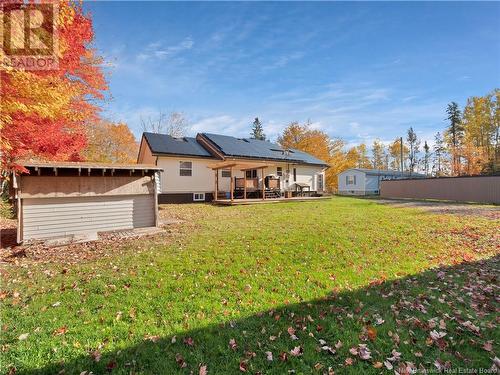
137 132 328 203
337 168 425 196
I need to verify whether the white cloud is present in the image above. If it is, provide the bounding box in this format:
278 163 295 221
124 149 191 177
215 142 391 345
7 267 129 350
136 37 194 61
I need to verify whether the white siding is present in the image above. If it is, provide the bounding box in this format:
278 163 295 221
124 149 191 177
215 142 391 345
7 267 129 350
156 157 216 193
338 170 366 194
155 156 325 194
365 175 381 193
22 195 154 240
292 165 324 191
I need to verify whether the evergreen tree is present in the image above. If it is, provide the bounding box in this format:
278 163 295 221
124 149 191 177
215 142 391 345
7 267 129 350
423 141 430 175
445 102 464 175
433 132 446 176
406 127 420 175
250 117 266 140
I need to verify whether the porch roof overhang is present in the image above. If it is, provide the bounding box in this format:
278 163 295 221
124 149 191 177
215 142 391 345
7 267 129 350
210 161 276 171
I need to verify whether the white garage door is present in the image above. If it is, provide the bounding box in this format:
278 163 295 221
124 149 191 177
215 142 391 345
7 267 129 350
22 194 155 241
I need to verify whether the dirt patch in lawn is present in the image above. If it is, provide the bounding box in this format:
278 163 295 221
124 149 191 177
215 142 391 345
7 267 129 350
374 199 500 220
0 204 207 266
0 223 188 267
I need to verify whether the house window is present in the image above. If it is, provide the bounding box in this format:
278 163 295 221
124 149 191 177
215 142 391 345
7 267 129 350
318 174 324 191
277 167 283 177
245 169 258 178
221 169 231 178
293 168 297 182
346 175 356 185
193 193 205 201
179 161 192 176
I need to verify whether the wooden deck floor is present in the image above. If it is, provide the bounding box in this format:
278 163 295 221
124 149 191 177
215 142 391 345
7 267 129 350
212 196 332 206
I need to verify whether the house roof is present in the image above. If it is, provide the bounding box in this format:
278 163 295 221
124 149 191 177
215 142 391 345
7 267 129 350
201 133 328 166
143 132 213 158
342 168 425 177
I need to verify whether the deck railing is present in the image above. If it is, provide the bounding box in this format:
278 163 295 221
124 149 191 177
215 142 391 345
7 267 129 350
235 178 259 190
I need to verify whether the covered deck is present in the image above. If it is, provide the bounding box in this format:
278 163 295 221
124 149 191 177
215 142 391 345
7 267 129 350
211 161 324 205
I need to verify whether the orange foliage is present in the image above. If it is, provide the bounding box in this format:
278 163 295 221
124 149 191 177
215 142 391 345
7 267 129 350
82 121 138 164
0 0 108 172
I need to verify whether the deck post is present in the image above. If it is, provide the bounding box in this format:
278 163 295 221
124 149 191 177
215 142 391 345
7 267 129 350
214 168 218 201
261 167 266 200
230 167 234 202
243 171 247 200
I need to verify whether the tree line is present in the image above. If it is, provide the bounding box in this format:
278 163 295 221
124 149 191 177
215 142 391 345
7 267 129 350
264 88 498 191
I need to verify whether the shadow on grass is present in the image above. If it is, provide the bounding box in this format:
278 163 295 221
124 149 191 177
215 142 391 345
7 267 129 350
17 256 499 375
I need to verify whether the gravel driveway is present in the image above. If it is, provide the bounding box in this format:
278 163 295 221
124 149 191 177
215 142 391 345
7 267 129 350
373 198 500 220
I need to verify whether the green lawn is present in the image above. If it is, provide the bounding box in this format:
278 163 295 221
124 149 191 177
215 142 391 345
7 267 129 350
1 197 498 374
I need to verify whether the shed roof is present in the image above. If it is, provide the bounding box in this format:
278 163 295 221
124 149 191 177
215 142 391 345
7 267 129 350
20 161 161 171
143 132 213 158
201 133 328 166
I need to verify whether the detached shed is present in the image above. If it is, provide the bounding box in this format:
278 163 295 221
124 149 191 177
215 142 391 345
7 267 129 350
13 162 162 243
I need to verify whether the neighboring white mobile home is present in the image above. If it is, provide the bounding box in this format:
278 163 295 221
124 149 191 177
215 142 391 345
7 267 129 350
137 132 328 203
337 168 425 196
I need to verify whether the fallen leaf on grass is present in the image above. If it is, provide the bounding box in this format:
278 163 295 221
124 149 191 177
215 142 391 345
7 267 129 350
175 353 187 368
229 338 237 350
183 337 194 346
18 333 29 341
358 344 371 360
373 362 383 368
144 334 160 343
199 364 207 375
320 346 336 355
53 326 68 336
483 341 493 352
279 352 288 361
461 320 480 334
386 349 401 362
91 350 101 362
429 330 446 340
367 326 377 341
239 360 248 372
106 360 117 371
290 346 303 357
265 351 273 361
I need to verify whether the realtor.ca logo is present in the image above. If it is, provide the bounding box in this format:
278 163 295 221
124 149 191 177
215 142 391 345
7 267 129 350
0 1 59 70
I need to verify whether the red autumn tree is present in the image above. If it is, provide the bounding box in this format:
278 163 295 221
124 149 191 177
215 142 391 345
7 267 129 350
0 0 108 173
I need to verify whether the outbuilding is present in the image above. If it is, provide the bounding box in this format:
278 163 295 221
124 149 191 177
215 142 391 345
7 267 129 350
337 168 425 196
13 162 162 243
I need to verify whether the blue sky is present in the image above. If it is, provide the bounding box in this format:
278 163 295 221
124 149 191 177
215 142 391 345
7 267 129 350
86 1 500 147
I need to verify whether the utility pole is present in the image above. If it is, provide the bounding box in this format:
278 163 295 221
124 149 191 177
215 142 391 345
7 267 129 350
400 137 404 173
